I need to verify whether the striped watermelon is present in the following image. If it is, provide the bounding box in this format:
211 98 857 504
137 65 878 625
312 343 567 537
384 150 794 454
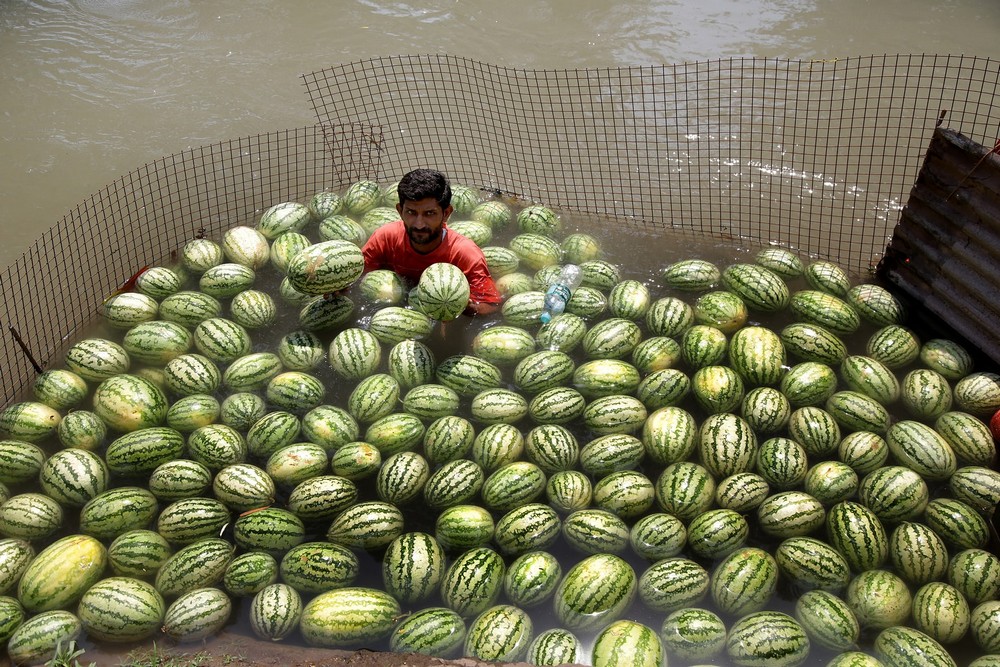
159 290 222 327
472 325 536 366
435 504 494 552
859 465 929 523
955 372 1000 416
662 258 721 290
509 233 562 270
775 536 852 594
889 521 949 586
250 583 302 641
162 587 231 642
258 201 312 239
794 589 859 651
554 553 636 632
925 497 990 550
921 338 974 380
503 550 562 608
481 461 547 513
725 611 810 667
423 459 484 510
646 296 695 337
911 581 970 645
579 433 645 477
887 420 958 481
441 547 505 618
465 605 533 663
874 625 957 667
0 538 35 595
6 610 83 666
660 607 727 662
181 237 224 273
687 508 749 558
901 368 954 420
390 607 467 657
756 436 808 489
326 501 403 551
715 472 771 513
382 531 445 604
867 324 921 369
77 576 165 643
299 587 400 647
545 470 593 514
0 492 63 541
528 629 584 666
711 547 779 616
157 497 230 545
608 279 651 319
561 508 629 555
698 412 757 479
154 538 234 598
411 262 471 321
536 312 587 353
847 569 912 629
847 283 905 326
147 459 212 501
721 262 791 312
803 460 858 506
805 259 851 296
826 501 888 572
38 448 108 507
279 542 358 594
222 551 279 597
755 247 804 277
781 322 848 365
18 534 106 612
654 462 715 521
591 619 663 667
56 410 107 451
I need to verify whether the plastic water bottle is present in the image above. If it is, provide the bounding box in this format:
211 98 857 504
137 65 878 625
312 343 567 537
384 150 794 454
540 264 582 324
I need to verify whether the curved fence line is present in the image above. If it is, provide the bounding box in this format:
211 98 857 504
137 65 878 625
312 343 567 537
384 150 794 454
2 54 999 405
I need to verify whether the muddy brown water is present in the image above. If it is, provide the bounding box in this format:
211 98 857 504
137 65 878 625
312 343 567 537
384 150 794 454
3 0 1000 270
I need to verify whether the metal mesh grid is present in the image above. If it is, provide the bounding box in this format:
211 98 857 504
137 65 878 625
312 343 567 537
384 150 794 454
3 55 1000 407
303 54 1000 273
0 125 378 405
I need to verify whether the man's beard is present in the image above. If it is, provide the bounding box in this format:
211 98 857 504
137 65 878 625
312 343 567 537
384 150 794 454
407 226 441 245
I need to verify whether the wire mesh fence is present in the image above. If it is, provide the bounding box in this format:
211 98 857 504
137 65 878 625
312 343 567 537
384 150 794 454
304 54 1000 273
2 54 1000 406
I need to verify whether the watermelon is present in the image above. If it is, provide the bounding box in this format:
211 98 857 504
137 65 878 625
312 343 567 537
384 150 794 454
77 576 165 643
411 262 470 321
554 553 636 632
299 587 400 648
848 571 914 630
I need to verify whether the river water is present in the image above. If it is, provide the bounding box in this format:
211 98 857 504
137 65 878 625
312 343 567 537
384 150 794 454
2 0 1000 270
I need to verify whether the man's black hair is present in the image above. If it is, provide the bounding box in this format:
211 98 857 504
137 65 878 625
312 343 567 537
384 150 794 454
397 169 452 209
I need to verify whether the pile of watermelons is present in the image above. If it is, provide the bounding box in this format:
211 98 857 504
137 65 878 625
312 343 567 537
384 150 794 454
0 178 999 667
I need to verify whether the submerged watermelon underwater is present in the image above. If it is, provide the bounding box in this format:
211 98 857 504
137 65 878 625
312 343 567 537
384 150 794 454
0 178 999 666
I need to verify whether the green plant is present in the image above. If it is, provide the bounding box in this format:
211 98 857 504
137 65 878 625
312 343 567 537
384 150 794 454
46 640 96 667
117 643 211 667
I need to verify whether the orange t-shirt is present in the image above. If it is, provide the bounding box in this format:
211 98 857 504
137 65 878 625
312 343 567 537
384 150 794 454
362 220 502 305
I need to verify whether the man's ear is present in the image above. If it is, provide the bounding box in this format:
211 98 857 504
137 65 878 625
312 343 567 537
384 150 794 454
396 202 404 215
442 205 454 221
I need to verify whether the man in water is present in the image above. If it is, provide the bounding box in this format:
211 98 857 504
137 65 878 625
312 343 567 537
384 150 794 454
362 168 502 316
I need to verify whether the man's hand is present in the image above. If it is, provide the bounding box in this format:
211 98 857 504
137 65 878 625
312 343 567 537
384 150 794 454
464 301 500 317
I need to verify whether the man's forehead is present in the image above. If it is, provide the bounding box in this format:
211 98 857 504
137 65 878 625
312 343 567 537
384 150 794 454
401 197 443 211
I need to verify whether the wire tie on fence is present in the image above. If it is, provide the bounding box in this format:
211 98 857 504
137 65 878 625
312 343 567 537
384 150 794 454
8 326 43 374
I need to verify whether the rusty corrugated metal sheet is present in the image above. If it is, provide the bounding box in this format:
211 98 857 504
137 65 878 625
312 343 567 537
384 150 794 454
878 127 1000 366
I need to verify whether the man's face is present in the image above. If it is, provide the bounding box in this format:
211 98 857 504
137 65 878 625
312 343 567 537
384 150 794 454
397 197 452 249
